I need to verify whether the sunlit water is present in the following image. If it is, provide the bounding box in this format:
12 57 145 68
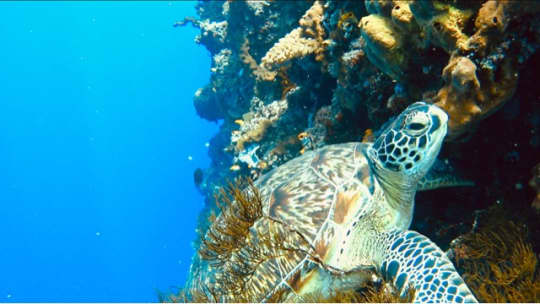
0 1 217 301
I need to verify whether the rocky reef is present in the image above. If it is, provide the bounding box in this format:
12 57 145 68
176 0 540 302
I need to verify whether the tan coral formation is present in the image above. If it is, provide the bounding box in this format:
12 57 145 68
260 1 328 78
469 1 540 55
359 14 406 81
358 0 540 139
434 54 518 139
231 98 288 152
239 38 277 81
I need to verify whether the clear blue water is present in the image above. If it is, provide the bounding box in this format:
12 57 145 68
0 1 217 301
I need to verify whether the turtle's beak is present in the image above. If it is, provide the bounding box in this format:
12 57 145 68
432 105 448 126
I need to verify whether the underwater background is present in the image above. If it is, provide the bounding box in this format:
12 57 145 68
0 1 217 302
2 0 540 303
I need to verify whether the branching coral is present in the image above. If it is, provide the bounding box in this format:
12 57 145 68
231 97 288 152
171 178 321 302
260 1 328 77
239 38 277 82
448 206 540 302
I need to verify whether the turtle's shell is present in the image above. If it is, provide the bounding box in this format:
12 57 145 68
194 142 376 302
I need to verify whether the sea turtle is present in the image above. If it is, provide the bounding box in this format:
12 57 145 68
186 102 478 303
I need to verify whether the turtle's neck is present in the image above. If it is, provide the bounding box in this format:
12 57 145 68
364 147 418 227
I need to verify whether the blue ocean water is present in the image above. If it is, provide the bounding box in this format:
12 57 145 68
0 2 217 302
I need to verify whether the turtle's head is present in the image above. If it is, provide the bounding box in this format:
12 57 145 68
368 102 448 182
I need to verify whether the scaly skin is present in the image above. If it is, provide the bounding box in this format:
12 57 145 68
363 102 478 303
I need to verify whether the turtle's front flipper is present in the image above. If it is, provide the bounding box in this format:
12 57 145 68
418 159 474 191
377 230 477 303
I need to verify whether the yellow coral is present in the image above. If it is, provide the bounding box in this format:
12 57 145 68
234 118 272 151
338 12 357 32
391 2 415 32
359 14 406 81
429 5 473 52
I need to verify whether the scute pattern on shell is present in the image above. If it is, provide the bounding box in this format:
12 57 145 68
189 143 375 302
254 142 373 300
311 142 360 187
267 167 335 243
254 149 313 213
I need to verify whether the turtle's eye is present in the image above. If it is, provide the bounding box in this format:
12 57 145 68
404 112 429 135
407 122 425 131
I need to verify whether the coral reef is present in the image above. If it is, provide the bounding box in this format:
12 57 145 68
230 97 288 152
174 0 540 301
358 0 540 139
183 0 539 213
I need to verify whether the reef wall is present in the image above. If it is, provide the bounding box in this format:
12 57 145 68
177 0 539 300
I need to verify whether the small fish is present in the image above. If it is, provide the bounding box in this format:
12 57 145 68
297 132 309 140
234 119 244 126
230 164 241 171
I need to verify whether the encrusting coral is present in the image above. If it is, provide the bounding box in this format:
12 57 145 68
448 206 540 302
